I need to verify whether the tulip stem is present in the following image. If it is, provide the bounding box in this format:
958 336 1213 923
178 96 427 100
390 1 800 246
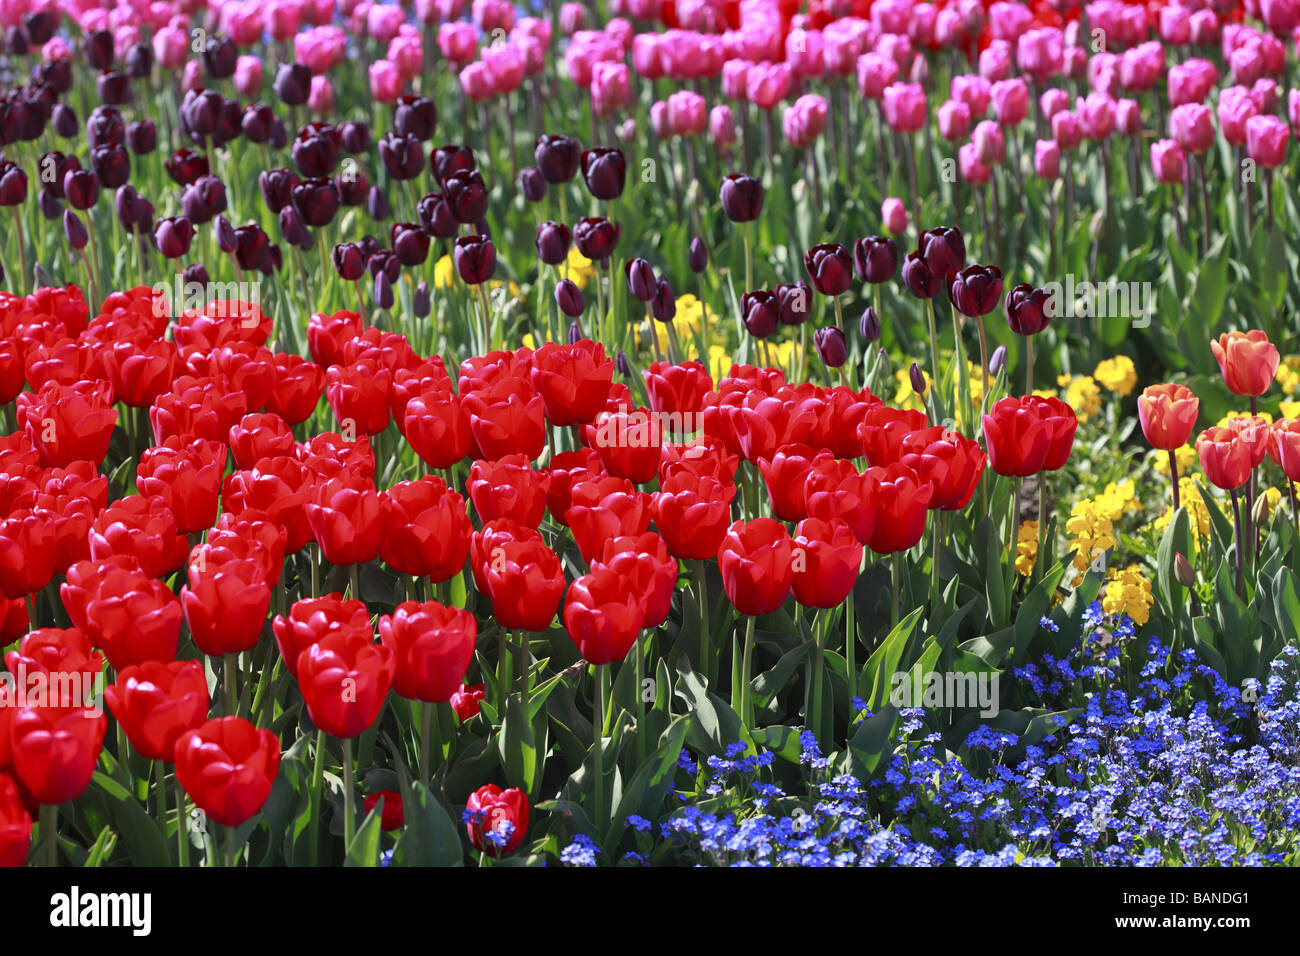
11 207 27 294
742 222 753 294
419 701 433 786
1036 480 1049 584
223 654 236 718
497 629 511 709
592 664 607 830
174 778 191 868
41 804 57 867
307 729 326 867
808 612 826 747
1169 449 1181 513
925 298 941 412
695 560 712 687
342 736 355 853
739 615 756 728
635 630 646 765
1230 487 1245 598
890 552 902 631
517 631 530 710
846 552 860 694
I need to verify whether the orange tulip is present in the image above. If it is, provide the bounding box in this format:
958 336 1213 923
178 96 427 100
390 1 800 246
1210 330 1280 397
1195 427 1254 490
1269 418 1300 482
1136 383 1199 450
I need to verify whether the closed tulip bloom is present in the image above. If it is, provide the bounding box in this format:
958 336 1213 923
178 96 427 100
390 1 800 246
644 360 713 416
86 494 188 578
326 359 393 435
405 389 472 469
1034 139 1060 179
901 251 943 299
566 475 652 562
854 235 898 283
791 516 862 609
1268 419 1300 482
898 426 987 511
174 717 280 827
864 462 934 553
718 518 794 616
803 243 853 296
136 437 227 533
529 340 614 425
0 776 31 867
535 134 581 183
1005 282 1054 335
10 699 107 805
582 406 664 484
758 444 830 522
1211 330 1279 397
468 455 549 526
580 147 626 199
379 601 476 702
473 528 566 631
1196 426 1255 490
465 784 529 855
948 264 1004 317
380 476 472 582
297 629 395 739
60 556 183 669
572 216 620 260
1150 139 1188 185
982 395 1079 476
454 235 497 284
1169 103 1214 154
1221 415 1270 469
450 683 485 721
1246 115 1288 167
181 555 273 657
719 173 763 222
651 472 735 560
272 594 370 678
563 566 643 665
104 660 209 762
363 790 404 831
1137 384 1200 450
0 510 56 599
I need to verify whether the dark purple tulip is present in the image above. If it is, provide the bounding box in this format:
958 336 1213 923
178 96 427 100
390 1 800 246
368 185 392 221
274 63 311 107
181 89 222 140
269 118 288 150
358 235 383 261
209 96 242 149
860 306 881 342
242 105 275 144
155 216 196 258
182 176 228 225
40 152 77 198
853 235 898 284
86 106 124 148
413 281 431 318
615 348 632 375
0 162 28 206
775 280 812 326
292 122 341 178
390 222 431 266
183 262 211 286
910 363 927 395
39 56 71 94
333 242 366 281
373 271 395 310
259 168 300 213
430 144 475 183
51 103 77 138
341 121 371 154
85 30 114 70
166 148 210 187
1005 282 1053 335
5 27 28 58
379 133 425 180
292 178 340 228
126 43 154 79
234 224 274 273
394 96 437 141
689 237 708 274
203 35 238 79
368 250 401 283
535 221 571 265
22 11 55 45
580 148 626 200
38 188 60 220
946 264 1003 317
453 235 496 285
417 193 456 237
803 243 853 297
114 185 142 230
443 169 488 224
334 170 367 207
651 279 676 323
520 166 546 202
279 205 310 248
918 226 966 278
215 215 236 255
136 198 155 237
91 144 129 189
535 134 581 184
900 251 942 299
814 326 848 367
625 258 656 301
0 101 20 146
741 291 779 338
569 323 583 346
572 216 620 261
126 120 156 154
989 345 1008 376
97 70 131 106
62 169 98 210
556 279 584 317
719 173 763 222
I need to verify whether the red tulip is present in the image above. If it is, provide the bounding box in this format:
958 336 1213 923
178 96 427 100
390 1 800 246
181 552 273 657
731 391 819 462
563 566 643 665
582 406 666 484
468 454 549 526
88 494 189 578
470 520 566 632
186 343 279 413
305 474 384 566
326 358 394 435
659 435 738 487
378 601 477 702
0 774 31 867
718 518 794 616
174 716 280 827
791 517 863 608
102 338 179 408
266 353 326 425
363 789 404 830
450 683 485 721
543 447 601 525
1210 330 1279 397
104 660 210 762
651 472 736 560
591 532 677 630
1137 383 1200 451
297 628 395 738
897 426 986 511
644 360 713 416
1221 415 1270 468
404 388 472 470
228 413 296 470
298 432 377 482
149 374 248 446
380 475 472 582
809 385 882 459
223 456 316 555
981 395 1078 477
528 340 614 425
804 458 877 544
4 626 103 692
16 380 117 467
272 594 371 678
566 474 652 563
462 379 548 461
136 436 228 533
865 463 933 553
0 509 56 599
465 784 529 856
10 698 107 805
61 556 184 669
1269 419 1300 483
307 309 365 368
857 405 927 466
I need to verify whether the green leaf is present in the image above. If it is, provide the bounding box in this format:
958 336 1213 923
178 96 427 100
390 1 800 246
861 607 923 713
344 802 385 867
106 792 172 867
392 773 463 867
845 704 898 778
606 716 688 846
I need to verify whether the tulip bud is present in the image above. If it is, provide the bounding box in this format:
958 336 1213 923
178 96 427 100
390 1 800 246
368 185 392 220
413 281 431 318
555 278 583 317
909 362 927 395
215 214 236 254
567 322 582 345
183 262 210 286
38 188 61 220
625 258 656 301
52 103 78 138
1253 492 1270 526
689 236 708 274
860 306 881 342
989 344 1007 376
64 209 87 250
519 166 547 202
1174 552 1195 588
374 270 394 310
814 326 848 368
126 119 157 154
616 349 632 376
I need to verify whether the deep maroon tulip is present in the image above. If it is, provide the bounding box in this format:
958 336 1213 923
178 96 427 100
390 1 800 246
430 145 475 183
454 235 496 284
279 205 310 247
182 176 227 225
333 242 366 281
341 121 371 154
651 279 676 323
0 162 27 206
535 134 581 183
815 326 848 367
242 105 275 144
292 123 340 178
374 271 394 309
556 279 583 317
742 290 779 338
126 119 156 154
274 63 311 107
234 224 274 273
184 263 211 288
292 177 340 227
380 133 425 180
62 168 98 209
85 29 114 70
520 166 546 202
947 264 1003 317
776 280 812 326
115 184 145 231
860 306 882 342
64 209 87 250
44 153 79 192
625 258 656 301
126 43 154 79
259 168 299 213
155 216 195 258
269 118 288 149
368 250 401 283
1005 283 1054 335
719 173 763 222
368 185 392 220
5 26 28 57
86 106 124 148
91 143 129 189
214 214 236 254
414 281 431 317
23 11 55 45
900 251 942 299
203 35 238 79
97 70 131 105
181 90 222 140
572 216 620 260
166 148 209 187
443 169 488 224
390 222 431 266
803 243 853 296
394 96 437 140
51 103 77 138
919 226 966 277
853 235 898 283
337 171 368 207
535 221 571 265
689 237 708 273
38 187 60 219
580 147 626 200
417 193 456 237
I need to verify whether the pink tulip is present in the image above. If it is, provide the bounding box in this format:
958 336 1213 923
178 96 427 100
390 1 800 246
709 104 736 150
668 91 707 137
591 61 630 117
1034 139 1060 179
882 197 908 235
1151 139 1187 185
438 22 479 66
991 78 1028 126
369 59 402 104
1051 110 1082 149
460 61 495 103
1218 87 1258 147
267 1 302 42
938 99 972 141
959 142 991 186
1159 5 1191 45
559 2 586 35
473 0 516 34
1168 59 1220 107
882 82 926 134
1170 103 1214 155
483 42 526 95
951 74 990 117
746 62 791 110
1016 27 1063 81
650 100 671 139
786 28 824 79
153 24 189 70
1115 99 1141 137
233 56 264 99
972 120 1006 166
856 52 899 100
389 32 424 81
1289 89 1300 134
978 39 1012 82
1039 87 1069 121
782 94 828 149
722 60 750 100
1078 92 1116 140
309 76 335 115
1188 9 1220 47
1246 115 1290 167
633 34 664 79
989 0 1033 41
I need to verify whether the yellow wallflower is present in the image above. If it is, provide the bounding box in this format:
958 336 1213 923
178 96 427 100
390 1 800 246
707 344 732 384
1095 480 1139 521
768 339 803 372
1031 388 1056 400
1276 356 1300 395
1216 409 1273 428
434 254 455 289
1093 355 1137 396
1058 375 1101 423
565 247 596 289
1015 521 1039 577
967 361 986 407
1153 444 1198 477
1280 400 1300 419
674 293 720 342
1102 565 1154 626
1066 497 1116 572
1150 477 1211 549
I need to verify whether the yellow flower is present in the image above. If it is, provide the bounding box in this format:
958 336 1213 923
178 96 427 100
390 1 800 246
674 293 720 342
768 338 803 373
433 254 455 290
1153 444 1198 477
893 367 929 412
1281 400 1300 419
1150 477 1211 549
1093 355 1137 396
1031 388 1056 400
1066 497 1116 573
707 344 733 384
1015 521 1039 577
1265 486 1283 512
1102 565 1154 626
1058 375 1101 423
564 246 597 289
1095 480 1139 522
1276 356 1300 395
967 360 986 407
